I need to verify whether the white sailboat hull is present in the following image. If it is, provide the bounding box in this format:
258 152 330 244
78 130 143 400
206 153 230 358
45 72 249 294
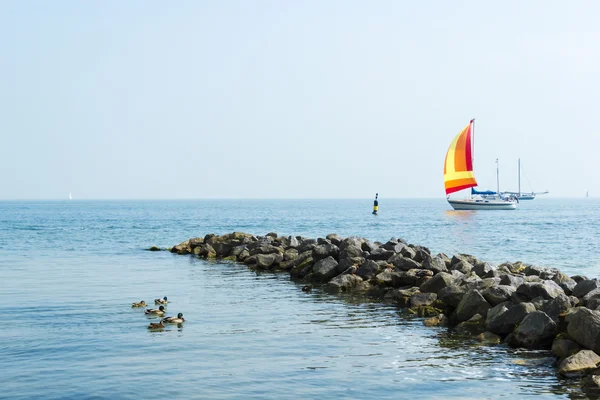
448 198 516 210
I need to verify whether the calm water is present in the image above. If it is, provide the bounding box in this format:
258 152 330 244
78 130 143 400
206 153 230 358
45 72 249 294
1 199 598 399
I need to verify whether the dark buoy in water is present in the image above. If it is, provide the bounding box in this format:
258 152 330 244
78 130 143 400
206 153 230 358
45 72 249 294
302 285 312 292
372 193 379 215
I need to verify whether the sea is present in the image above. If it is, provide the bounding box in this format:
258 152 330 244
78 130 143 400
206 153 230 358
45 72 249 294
1 198 599 399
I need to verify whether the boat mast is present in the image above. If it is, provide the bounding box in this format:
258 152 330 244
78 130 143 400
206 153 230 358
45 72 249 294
471 118 475 199
496 158 500 195
518 158 521 197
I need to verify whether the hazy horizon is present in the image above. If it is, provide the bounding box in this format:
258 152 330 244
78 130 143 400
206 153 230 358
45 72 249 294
2 1 599 200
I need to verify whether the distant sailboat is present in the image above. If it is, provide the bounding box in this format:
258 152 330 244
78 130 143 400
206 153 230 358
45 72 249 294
69 192 72 200
501 159 548 200
444 119 517 210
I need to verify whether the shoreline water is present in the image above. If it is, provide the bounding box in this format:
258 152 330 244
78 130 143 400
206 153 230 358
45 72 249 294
164 231 600 395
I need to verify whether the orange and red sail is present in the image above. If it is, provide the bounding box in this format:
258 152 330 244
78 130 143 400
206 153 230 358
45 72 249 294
444 119 478 195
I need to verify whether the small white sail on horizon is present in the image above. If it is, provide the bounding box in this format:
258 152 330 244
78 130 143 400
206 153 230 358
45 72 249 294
69 192 72 200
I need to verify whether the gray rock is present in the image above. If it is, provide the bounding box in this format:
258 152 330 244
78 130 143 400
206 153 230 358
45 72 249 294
400 246 417 260
516 281 565 300
573 279 600 298
312 243 339 262
455 289 491 322
540 294 572 321
248 243 283 256
361 240 379 252
524 265 558 280
311 256 340 282
506 311 556 348
473 262 497 278
482 285 516 306
450 260 473 275
451 254 478 267
410 245 430 263
410 292 438 308
552 338 581 359
423 256 448 274
325 233 342 246
297 238 317 254
588 296 600 310
571 275 588 283
558 350 600 377
438 285 467 308
420 272 455 294
340 245 363 260
583 288 600 305
255 253 283 269
288 235 300 248
437 253 452 267
486 302 536 335
388 254 422 271
326 273 363 293
356 260 380 281
369 247 396 261
567 307 600 354
338 237 363 251
499 274 525 288
552 271 577 295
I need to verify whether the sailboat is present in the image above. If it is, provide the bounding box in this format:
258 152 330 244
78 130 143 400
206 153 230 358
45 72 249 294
501 159 548 200
69 192 72 200
444 119 517 210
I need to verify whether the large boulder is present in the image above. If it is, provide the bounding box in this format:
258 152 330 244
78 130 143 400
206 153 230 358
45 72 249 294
419 272 455 294
481 285 516 306
355 260 380 281
499 274 525 288
552 271 577 295
567 308 600 354
524 265 558 280
422 256 448 274
311 256 339 283
451 254 478 267
516 281 564 300
573 279 600 298
361 240 379 252
583 288 600 306
558 350 600 377
388 254 422 271
506 311 556 348
312 243 339 262
486 302 536 335
255 253 283 269
326 273 363 293
455 289 491 322
552 338 581 359
438 285 467 308
450 260 473 275
540 294 572 321
473 262 497 279
369 248 395 261
410 292 438 308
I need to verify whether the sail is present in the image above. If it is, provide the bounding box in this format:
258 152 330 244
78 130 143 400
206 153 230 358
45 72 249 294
444 120 478 195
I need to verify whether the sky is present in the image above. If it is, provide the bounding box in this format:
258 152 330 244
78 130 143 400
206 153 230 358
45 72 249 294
1 1 599 199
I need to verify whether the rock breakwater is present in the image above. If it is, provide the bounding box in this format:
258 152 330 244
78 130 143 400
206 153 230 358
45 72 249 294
164 231 600 394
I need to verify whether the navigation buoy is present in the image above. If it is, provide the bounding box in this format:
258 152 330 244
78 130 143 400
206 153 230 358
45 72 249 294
372 193 378 215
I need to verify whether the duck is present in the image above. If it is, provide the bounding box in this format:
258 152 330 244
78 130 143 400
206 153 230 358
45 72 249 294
302 285 312 292
144 305 166 315
162 313 185 324
148 320 164 329
154 296 168 305
131 300 146 308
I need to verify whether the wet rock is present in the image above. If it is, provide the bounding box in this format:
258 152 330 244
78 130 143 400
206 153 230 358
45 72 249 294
388 254 422 271
400 246 417 260
516 281 564 300
311 256 339 283
583 288 600 306
486 302 536 335
410 245 430 263
499 274 525 288
255 253 283 269
369 247 395 261
422 256 448 274
552 338 581 359
312 243 339 262
506 311 556 348
451 254 478 267
558 350 600 377
355 260 380 281
420 272 455 294
438 285 467 308
361 240 379 252
552 271 577 295
573 279 600 298
410 292 438 308
424 314 448 327
583 374 600 394
456 313 486 333
455 289 491 322
587 296 600 310
540 294 572 321
324 233 341 246
297 238 317 254
450 260 473 275
283 248 298 261
567 308 600 354
482 285 516 307
524 265 558 280
477 331 502 344
571 275 588 284
473 262 497 278
326 273 363 293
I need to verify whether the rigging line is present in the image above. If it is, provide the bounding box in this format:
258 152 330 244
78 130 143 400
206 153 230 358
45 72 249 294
520 163 535 192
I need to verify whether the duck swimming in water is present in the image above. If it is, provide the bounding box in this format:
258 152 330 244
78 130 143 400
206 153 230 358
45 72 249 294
144 305 166 315
154 296 168 305
131 300 146 308
301 285 312 292
162 313 185 324
148 320 164 329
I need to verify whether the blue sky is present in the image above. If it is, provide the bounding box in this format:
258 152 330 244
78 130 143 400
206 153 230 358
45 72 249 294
1 1 598 199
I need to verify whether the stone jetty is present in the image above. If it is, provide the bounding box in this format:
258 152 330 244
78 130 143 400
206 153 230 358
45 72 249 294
163 231 600 394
